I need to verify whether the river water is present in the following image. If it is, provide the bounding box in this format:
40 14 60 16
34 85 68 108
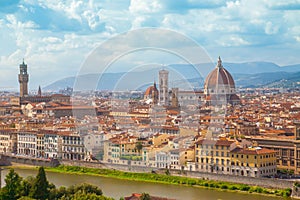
1 168 285 200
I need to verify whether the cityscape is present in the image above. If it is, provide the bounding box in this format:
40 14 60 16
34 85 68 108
1 1 300 200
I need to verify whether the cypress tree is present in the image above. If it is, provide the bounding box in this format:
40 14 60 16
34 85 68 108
29 167 49 200
1 169 22 200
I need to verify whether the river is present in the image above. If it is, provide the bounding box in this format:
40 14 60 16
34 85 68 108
1 168 285 200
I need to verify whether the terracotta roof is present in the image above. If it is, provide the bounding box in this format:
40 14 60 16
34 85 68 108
125 193 175 200
231 147 276 155
144 84 158 96
195 139 234 146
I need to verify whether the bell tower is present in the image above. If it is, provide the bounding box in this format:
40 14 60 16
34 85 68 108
18 59 29 97
159 69 169 106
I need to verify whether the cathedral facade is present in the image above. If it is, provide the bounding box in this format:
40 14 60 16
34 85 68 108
144 57 240 107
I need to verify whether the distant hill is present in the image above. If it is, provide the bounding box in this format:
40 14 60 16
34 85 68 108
233 72 300 88
261 71 300 88
44 62 300 91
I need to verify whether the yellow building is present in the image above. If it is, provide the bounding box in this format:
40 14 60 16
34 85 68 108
104 135 142 163
120 141 140 158
230 147 276 177
195 139 236 174
152 133 170 147
179 148 195 166
251 135 300 174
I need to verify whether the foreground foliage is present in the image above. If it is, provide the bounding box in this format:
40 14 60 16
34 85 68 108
0 167 113 200
49 165 292 197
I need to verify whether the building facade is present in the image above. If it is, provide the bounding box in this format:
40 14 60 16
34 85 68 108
230 147 277 177
195 139 236 174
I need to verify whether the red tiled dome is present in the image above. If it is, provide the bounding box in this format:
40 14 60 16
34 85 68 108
204 57 235 88
145 86 154 96
144 82 158 96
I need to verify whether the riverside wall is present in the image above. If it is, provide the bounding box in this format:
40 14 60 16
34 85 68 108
0 154 59 167
61 160 294 189
184 171 293 189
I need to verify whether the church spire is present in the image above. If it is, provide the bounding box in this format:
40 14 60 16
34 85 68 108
38 85 42 97
217 56 223 68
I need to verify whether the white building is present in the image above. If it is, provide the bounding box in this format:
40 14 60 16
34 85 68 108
44 131 58 158
17 131 37 157
155 151 171 168
58 131 85 160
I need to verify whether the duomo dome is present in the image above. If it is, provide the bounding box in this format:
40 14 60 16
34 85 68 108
204 57 240 105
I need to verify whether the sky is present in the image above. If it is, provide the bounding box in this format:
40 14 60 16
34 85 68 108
0 0 300 90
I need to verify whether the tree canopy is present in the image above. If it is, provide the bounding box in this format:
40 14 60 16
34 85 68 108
0 169 22 200
29 167 50 200
0 167 112 200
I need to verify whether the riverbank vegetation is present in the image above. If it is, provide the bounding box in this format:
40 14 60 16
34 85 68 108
0 167 113 200
46 165 292 198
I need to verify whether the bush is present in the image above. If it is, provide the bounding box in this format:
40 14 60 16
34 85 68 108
229 185 238 190
239 185 250 191
282 188 292 197
249 186 263 193
294 182 300 187
209 183 215 188
221 185 228 189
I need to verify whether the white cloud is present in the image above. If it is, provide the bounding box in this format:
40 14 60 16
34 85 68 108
265 21 279 35
129 0 163 14
226 1 240 8
0 0 300 90
217 35 250 47
6 14 38 29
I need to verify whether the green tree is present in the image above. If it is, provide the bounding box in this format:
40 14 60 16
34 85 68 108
52 186 68 200
135 142 143 153
57 185 111 200
17 197 35 200
140 193 151 200
20 176 35 197
71 191 113 200
65 183 102 196
29 167 50 200
1 169 22 200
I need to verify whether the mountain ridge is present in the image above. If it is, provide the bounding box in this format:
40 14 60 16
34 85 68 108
44 61 300 91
